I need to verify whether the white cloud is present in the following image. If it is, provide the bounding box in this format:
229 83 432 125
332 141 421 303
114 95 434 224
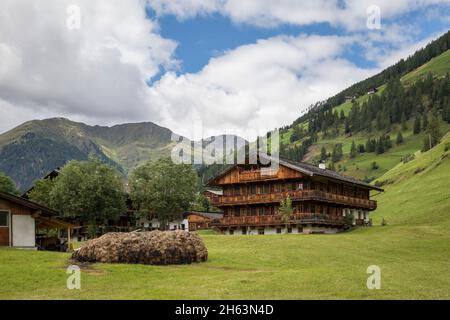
0 0 178 133
148 0 450 30
149 34 377 139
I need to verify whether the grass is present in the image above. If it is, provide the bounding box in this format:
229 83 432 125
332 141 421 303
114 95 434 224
402 49 450 83
1 225 449 299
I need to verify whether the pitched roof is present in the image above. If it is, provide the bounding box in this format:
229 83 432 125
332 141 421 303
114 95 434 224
206 154 384 192
184 211 223 220
0 191 59 216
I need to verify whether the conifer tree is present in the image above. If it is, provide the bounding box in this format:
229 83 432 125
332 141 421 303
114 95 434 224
413 115 421 134
396 131 404 145
423 113 442 151
350 141 357 158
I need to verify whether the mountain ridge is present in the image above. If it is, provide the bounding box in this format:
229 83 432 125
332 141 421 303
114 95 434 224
0 117 246 190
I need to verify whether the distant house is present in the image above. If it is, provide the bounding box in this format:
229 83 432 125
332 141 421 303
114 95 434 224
137 211 223 232
185 211 223 231
22 168 61 199
367 87 378 95
0 192 72 248
345 96 356 103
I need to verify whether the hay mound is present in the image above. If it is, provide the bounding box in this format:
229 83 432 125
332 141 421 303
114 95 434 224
72 230 208 265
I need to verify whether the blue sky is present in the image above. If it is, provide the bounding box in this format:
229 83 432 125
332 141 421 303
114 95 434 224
152 3 450 76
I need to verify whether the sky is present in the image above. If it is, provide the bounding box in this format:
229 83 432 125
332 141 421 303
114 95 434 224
0 0 449 140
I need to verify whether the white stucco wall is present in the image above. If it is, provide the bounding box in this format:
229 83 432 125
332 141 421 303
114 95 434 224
12 214 35 247
141 218 189 232
225 225 339 235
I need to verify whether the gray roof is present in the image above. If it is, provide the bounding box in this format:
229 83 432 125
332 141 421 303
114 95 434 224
185 211 223 219
206 154 383 192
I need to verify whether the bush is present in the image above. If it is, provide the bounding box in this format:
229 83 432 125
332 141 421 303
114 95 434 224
445 143 450 152
371 161 380 170
344 212 354 229
402 153 415 164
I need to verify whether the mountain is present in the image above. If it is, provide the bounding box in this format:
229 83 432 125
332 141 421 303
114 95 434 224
0 118 247 191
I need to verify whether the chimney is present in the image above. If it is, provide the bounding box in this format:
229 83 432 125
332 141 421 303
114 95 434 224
319 163 326 170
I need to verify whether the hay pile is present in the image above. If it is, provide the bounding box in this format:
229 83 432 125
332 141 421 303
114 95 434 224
72 230 208 265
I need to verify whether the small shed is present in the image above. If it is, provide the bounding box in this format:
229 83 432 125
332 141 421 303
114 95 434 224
184 211 224 231
0 192 72 248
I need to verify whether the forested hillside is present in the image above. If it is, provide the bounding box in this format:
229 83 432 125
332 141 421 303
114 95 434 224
278 31 450 182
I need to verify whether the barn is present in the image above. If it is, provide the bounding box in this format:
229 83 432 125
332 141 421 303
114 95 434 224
0 192 71 248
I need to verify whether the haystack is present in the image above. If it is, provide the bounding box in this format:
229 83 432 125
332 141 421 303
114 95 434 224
72 230 208 265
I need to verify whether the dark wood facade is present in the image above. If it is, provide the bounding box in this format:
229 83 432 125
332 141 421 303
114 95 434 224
205 158 382 234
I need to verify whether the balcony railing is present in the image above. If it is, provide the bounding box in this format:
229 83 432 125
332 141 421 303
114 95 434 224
208 190 377 210
211 213 345 228
239 169 278 182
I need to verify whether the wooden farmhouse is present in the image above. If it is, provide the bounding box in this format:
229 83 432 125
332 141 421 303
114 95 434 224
205 155 383 235
0 192 72 248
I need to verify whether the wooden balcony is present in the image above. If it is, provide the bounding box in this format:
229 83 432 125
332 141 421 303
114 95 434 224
211 213 345 228
208 190 377 210
239 169 278 182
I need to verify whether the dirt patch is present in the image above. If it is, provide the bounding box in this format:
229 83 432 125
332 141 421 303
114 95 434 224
72 231 208 265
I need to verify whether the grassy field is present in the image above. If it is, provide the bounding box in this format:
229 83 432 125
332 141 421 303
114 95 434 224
1 136 449 300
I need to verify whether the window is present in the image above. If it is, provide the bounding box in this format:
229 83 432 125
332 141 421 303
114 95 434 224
242 228 247 235
0 211 9 227
298 227 303 233
276 228 282 234
229 230 234 235
287 228 292 234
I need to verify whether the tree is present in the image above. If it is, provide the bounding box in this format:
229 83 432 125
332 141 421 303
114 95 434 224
350 141 357 158
331 144 343 163
376 138 385 154
0 172 19 195
191 194 211 212
358 144 366 153
320 146 327 162
443 99 450 123
423 113 442 151
401 112 408 130
396 131 404 145
413 115 421 134
422 113 428 130
50 159 126 236
130 157 197 230
279 195 293 233
28 178 55 207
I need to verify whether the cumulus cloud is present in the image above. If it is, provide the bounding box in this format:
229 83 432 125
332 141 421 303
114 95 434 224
0 0 177 133
150 34 376 139
148 0 450 30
